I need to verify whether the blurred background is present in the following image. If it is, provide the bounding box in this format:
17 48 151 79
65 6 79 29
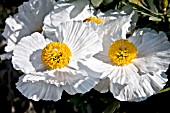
0 0 170 113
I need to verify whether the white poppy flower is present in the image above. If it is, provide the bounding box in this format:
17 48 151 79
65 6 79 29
43 0 137 40
2 0 56 54
12 21 102 101
43 0 93 29
79 16 170 101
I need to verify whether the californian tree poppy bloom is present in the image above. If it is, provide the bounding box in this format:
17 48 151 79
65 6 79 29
43 0 138 39
1 0 56 60
12 21 102 101
79 16 170 101
1 0 93 60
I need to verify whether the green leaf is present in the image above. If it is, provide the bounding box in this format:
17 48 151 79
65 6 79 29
149 16 162 21
103 0 114 5
91 0 103 7
103 101 120 113
159 87 170 93
146 0 158 13
128 2 163 17
166 9 170 15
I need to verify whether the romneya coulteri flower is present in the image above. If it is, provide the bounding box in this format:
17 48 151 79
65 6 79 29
12 21 102 101
43 0 138 42
0 0 56 60
0 0 93 60
79 14 170 101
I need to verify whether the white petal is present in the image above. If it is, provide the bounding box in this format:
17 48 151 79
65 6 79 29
105 13 133 40
16 75 63 101
121 5 138 31
133 51 170 74
69 0 93 20
53 67 99 94
53 21 102 60
110 69 168 102
36 66 99 94
43 3 71 30
110 83 147 102
0 52 12 60
94 78 110 93
94 51 111 64
137 31 170 57
3 0 55 52
93 31 113 64
74 75 99 93
128 35 142 47
132 28 157 36
109 64 139 85
43 0 93 30
78 57 113 79
62 84 77 95
140 71 168 93
45 68 86 86
12 32 50 73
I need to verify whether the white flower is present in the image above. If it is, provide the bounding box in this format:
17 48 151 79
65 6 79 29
43 0 137 42
43 0 93 30
2 0 56 54
43 0 95 38
79 15 170 101
1 0 96 60
12 21 102 101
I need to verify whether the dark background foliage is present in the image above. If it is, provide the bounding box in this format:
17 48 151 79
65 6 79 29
0 0 170 113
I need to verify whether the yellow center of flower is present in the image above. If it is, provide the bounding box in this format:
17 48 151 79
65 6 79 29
83 16 103 24
108 39 138 66
41 42 72 69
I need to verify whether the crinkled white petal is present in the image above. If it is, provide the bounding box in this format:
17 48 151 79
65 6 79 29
128 35 143 47
52 64 100 94
135 31 170 57
121 5 138 31
94 34 113 64
3 0 56 52
43 0 93 30
94 78 110 93
74 75 99 93
85 16 116 39
18 65 99 95
129 30 170 75
110 83 147 102
139 71 168 96
109 64 139 85
105 12 133 40
50 21 102 60
93 13 134 63
16 75 63 101
0 52 12 60
78 57 113 79
41 65 97 94
133 52 170 74
62 84 77 95
132 28 157 36
111 71 168 102
12 32 50 74
69 0 92 20
43 2 71 29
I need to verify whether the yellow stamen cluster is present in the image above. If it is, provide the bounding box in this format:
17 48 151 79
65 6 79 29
41 42 72 69
83 16 103 24
108 39 138 66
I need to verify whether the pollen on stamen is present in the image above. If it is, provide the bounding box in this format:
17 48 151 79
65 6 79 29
41 42 72 69
108 39 138 66
83 16 103 24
